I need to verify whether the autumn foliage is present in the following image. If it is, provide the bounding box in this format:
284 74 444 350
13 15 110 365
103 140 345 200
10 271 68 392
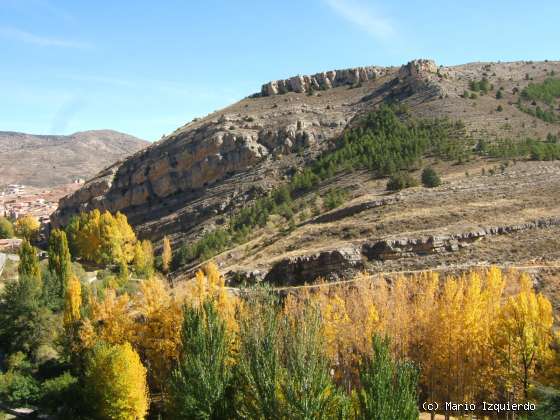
7 228 555 420
66 209 137 265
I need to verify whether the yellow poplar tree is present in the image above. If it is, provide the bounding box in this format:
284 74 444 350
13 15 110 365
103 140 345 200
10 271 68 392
15 214 40 240
63 274 82 326
133 240 154 278
133 277 183 393
87 289 135 345
494 274 554 399
162 235 172 274
84 342 149 420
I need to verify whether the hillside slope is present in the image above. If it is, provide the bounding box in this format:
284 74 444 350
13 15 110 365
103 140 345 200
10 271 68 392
0 129 149 187
52 59 560 290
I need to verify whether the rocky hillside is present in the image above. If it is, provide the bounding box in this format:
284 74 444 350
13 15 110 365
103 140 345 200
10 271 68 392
0 130 148 187
52 59 560 292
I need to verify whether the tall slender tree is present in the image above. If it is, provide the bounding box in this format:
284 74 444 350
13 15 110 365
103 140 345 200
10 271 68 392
47 229 73 299
162 235 172 274
18 239 41 285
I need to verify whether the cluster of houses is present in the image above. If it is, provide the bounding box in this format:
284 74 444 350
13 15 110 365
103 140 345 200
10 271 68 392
0 185 57 225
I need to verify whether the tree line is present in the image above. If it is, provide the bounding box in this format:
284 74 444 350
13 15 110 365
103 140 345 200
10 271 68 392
2 235 557 419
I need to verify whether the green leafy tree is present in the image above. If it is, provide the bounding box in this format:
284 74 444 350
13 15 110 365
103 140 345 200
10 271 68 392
0 216 14 239
18 239 41 283
0 275 53 356
169 299 234 419
421 167 441 188
530 385 560 419
47 229 73 300
358 335 419 420
38 372 79 415
0 241 56 357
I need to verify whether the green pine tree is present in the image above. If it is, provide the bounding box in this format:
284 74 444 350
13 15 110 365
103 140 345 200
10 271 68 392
358 335 419 420
0 275 52 356
280 306 343 420
236 291 284 420
168 299 234 419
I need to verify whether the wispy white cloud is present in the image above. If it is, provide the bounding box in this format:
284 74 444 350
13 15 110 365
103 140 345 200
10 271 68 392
324 0 396 41
0 0 75 22
0 26 90 48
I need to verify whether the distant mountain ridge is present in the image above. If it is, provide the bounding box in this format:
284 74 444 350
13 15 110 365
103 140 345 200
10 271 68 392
0 129 149 187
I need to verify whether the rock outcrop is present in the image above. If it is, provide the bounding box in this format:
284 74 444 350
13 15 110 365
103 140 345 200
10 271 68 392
258 217 560 286
51 117 324 231
261 66 392 96
263 247 364 286
363 217 560 261
260 59 438 97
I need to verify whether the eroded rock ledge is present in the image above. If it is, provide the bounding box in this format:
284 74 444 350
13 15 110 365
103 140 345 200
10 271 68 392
236 217 560 286
260 59 437 96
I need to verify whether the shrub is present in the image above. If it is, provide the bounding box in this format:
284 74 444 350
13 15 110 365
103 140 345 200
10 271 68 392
497 105 504 112
39 372 79 414
0 371 40 406
421 167 441 188
386 173 418 191
324 189 347 210
0 217 14 239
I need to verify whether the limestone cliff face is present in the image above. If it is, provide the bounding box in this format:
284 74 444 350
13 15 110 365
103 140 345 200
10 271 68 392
260 65 392 96
52 59 441 242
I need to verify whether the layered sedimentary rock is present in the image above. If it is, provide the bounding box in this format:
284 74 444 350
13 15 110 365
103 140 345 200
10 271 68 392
261 66 392 96
263 247 364 286
257 217 560 286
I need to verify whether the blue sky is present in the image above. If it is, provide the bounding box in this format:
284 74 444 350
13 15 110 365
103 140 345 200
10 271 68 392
1 0 559 141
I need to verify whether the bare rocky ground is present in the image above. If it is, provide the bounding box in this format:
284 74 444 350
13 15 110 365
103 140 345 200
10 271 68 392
51 59 560 307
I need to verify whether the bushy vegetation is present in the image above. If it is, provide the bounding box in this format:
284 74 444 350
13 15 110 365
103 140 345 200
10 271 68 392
522 78 560 105
469 77 492 94
518 103 557 123
386 173 418 191
421 167 441 188
323 188 348 210
0 216 14 239
477 137 560 160
518 78 560 123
